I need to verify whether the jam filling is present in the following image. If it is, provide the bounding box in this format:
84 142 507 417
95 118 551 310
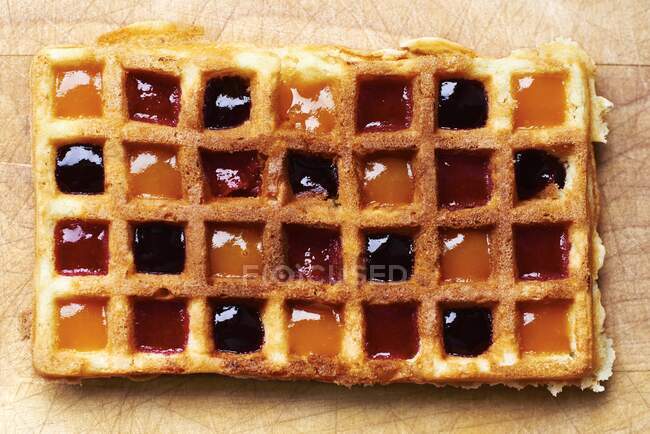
278 76 335 133
212 301 264 353
440 228 491 282
287 301 343 357
125 71 181 126
437 79 488 129
55 220 108 276
53 65 103 118
519 301 571 354
513 74 566 128
443 307 493 357
285 225 342 283
55 144 104 194
200 150 264 199
356 76 412 132
514 150 566 200
436 151 491 210
364 303 419 360
127 145 183 199
203 76 251 129
514 224 570 280
133 298 188 354
287 152 338 199
208 225 263 278
362 155 414 206
132 222 185 274
365 233 414 282
57 298 108 351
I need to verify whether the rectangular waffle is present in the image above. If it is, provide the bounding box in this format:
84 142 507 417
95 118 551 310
31 21 614 393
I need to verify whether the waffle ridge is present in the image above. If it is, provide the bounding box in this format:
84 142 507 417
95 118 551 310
31 22 613 392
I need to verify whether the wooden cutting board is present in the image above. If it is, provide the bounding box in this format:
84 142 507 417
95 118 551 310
1 1 649 432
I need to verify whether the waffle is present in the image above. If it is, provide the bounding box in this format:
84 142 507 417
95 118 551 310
31 21 614 393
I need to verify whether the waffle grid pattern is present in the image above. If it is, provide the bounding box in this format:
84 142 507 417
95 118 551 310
32 28 603 385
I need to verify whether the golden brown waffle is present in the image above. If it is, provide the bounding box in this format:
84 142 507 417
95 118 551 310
31 21 614 393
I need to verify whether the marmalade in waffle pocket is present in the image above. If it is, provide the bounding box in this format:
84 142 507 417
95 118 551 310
31 21 613 394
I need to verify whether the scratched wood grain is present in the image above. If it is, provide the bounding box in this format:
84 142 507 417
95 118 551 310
1 0 649 432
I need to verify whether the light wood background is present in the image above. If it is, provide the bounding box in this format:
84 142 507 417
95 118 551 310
1 1 649 432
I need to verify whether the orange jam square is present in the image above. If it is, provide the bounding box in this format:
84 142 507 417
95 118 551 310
287 301 343 357
362 154 414 206
208 224 263 278
126 144 183 199
53 65 103 118
513 73 566 128
57 298 108 351
440 228 491 282
277 74 335 133
518 301 571 354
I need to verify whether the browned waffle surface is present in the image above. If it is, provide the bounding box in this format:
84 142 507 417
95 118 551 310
31 21 613 393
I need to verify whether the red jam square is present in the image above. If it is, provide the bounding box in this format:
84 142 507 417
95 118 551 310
436 151 491 210
133 298 188 354
200 149 264 199
285 225 342 283
126 71 181 126
55 220 108 276
514 224 570 280
364 303 419 360
356 76 412 132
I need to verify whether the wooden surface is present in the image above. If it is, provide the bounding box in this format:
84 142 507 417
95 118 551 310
1 1 649 432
